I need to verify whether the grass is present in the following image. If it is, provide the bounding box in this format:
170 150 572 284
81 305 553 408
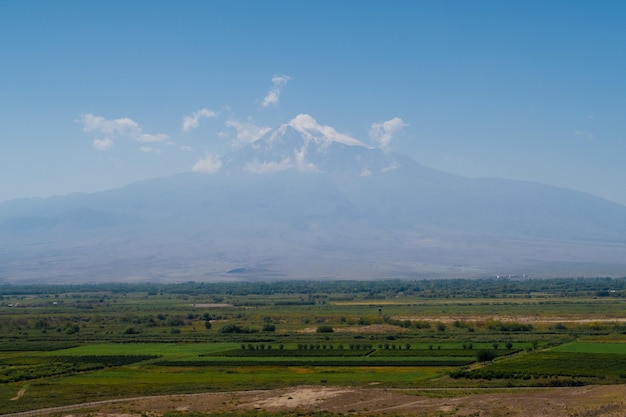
550 342 626 354
40 343 239 359
0 365 448 413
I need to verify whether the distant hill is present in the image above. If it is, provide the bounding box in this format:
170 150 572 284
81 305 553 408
2 114 626 283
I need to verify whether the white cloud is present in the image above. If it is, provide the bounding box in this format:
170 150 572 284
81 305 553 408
285 114 368 148
226 119 271 144
381 162 400 172
139 146 161 154
370 117 408 150
80 113 169 151
293 144 320 172
261 75 290 108
193 153 223 174
244 157 293 174
82 113 140 136
92 138 114 151
180 145 193 151
138 133 169 143
182 108 218 133
575 130 594 140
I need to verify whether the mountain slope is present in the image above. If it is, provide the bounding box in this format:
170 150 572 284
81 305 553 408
1 115 626 283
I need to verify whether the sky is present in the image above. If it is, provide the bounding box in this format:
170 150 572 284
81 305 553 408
1 1 626 205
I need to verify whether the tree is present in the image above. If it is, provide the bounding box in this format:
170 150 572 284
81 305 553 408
262 323 276 332
219 323 244 333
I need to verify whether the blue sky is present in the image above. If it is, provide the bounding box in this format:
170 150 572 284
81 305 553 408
2 1 625 205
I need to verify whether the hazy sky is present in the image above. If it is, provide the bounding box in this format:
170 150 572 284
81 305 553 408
2 1 625 205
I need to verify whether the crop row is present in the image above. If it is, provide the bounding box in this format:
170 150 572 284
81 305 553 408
0 340 79 352
372 348 520 358
214 348 484 358
0 355 158 383
211 348 369 357
451 352 626 380
154 357 475 367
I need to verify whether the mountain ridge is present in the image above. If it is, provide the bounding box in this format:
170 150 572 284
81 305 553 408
1 115 626 283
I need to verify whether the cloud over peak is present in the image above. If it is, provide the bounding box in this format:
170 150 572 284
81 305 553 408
226 119 271 144
80 79 414 180
261 75 290 108
278 114 368 148
193 153 223 174
182 108 218 133
370 117 408 150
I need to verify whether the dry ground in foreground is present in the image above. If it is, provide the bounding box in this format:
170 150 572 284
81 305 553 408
67 385 626 417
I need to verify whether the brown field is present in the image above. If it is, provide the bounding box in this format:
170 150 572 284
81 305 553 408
397 315 626 324
49 385 626 417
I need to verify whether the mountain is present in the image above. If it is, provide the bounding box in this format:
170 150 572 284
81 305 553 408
2 114 626 284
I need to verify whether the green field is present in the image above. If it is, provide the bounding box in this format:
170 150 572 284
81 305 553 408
550 341 626 353
1 278 626 413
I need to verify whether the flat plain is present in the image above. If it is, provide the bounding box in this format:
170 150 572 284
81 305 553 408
2 278 626 416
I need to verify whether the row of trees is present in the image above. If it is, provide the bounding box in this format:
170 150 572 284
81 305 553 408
3 277 625 299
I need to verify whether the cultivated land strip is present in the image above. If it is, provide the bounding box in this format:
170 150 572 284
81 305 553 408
3 280 626 416
0 391 263 417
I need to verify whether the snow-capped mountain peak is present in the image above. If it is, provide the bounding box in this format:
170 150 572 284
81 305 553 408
268 114 371 149
221 114 392 175
220 114 403 176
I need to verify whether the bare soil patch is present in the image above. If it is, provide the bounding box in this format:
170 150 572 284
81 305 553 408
397 315 626 324
301 324 407 333
335 324 408 333
191 304 233 308
73 385 626 417
10 387 26 401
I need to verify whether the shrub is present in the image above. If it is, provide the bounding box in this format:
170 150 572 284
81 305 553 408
167 317 185 327
219 324 245 333
477 350 497 362
316 325 334 333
